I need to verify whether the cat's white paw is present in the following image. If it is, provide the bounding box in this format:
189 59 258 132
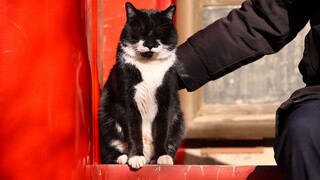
116 154 128 164
157 155 173 165
128 156 147 169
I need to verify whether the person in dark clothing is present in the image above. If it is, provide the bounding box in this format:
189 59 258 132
176 0 320 179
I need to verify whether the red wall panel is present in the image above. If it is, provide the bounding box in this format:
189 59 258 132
0 0 92 179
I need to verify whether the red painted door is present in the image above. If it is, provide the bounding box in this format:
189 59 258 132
0 1 175 180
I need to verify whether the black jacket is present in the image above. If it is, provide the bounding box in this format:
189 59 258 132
177 0 320 91
176 0 320 135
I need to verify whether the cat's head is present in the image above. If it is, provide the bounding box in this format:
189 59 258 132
120 2 177 59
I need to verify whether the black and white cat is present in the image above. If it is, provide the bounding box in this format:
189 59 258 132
98 2 185 169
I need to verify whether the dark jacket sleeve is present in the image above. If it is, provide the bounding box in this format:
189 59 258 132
177 0 314 91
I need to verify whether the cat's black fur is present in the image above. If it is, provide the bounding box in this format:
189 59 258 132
99 2 185 169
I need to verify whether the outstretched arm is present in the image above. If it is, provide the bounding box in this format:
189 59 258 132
177 0 315 91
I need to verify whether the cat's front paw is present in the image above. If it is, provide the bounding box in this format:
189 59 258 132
116 154 128 164
128 156 147 169
157 155 173 165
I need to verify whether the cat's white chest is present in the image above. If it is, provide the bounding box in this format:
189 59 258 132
124 55 175 161
131 58 175 121
133 59 173 122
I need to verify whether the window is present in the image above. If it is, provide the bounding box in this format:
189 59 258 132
176 0 308 139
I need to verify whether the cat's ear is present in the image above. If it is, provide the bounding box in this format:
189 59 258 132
163 5 176 21
125 2 137 19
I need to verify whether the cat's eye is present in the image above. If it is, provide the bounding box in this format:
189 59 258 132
156 26 170 36
131 25 148 37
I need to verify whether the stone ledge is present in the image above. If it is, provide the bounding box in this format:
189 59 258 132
86 165 284 180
